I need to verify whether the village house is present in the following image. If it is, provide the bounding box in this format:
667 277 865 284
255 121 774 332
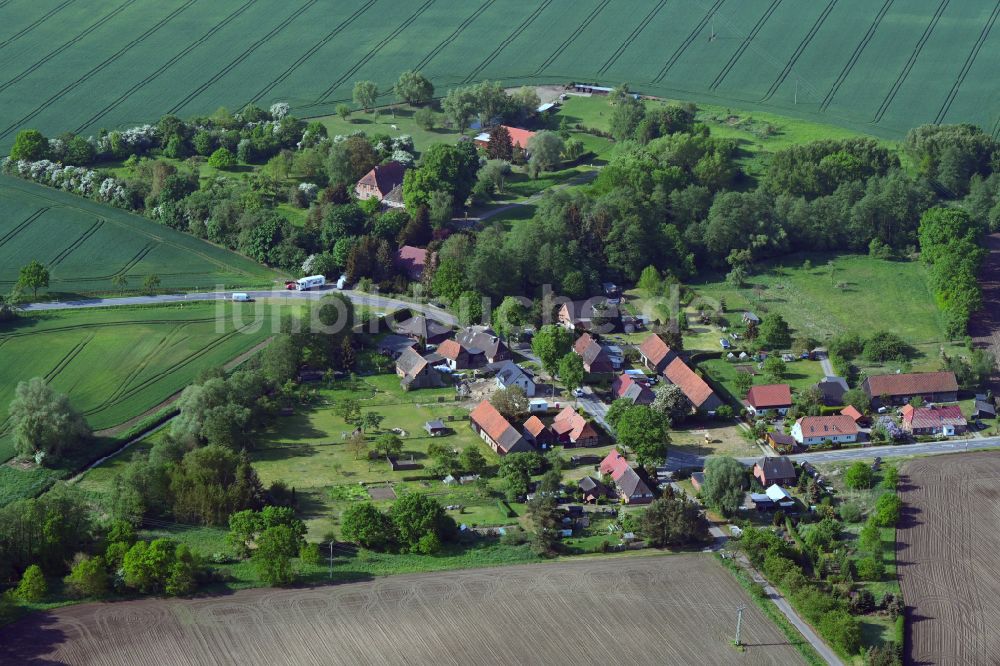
861 371 959 407
395 347 442 390
753 456 797 487
558 298 621 332
767 431 797 453
663 357 722 415
791 415 859 446
813 376 850 406
598 449 654 504
745 384 792 417
394 245 427 281
455 325 509 364
901 404 968 436
473 125 536 151
551 406 599 447
637 333 677 373
392 314 452 345
611 373 654 406
577 476 613 503
354 161 407 206
469 400 533 455
494 361 537 397
436 339 476 370
573 333 614 375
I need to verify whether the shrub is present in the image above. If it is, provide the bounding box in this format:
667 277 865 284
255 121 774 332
14 564 47 602
855 556 885 581
872 493 902 527
838 501 862 523
299 542 321 565
207 147 236 169
844 461 873 490
64 555 109 598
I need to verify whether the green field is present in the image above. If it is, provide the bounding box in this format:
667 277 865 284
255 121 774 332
0 301 276 462
0 175 277 297
0 0 997 152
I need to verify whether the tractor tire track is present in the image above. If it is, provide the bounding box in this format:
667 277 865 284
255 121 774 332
820 0 894 112
761 0 837 101
48 219 104 267
0 0 136 96
653 0 725 83
47 242 156 284
0 0 76 52
73 0 259 134
872 0 950 123
0 0 196 140
43 335 94 384
0 207 49 249
169 0 317 115
461 0 552 84
413 0 494 73
933 0 1000 125
533 0 609 75
313 0 435 104
597 0 668 76
249 0 376 106
1 318 218 339
710 0 781 90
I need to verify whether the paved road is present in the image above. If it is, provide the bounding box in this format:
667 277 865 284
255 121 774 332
22 288 457 325
512 344 612 431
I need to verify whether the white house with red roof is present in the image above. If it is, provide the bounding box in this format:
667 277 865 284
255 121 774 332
745 384 792 417
791 415 859 446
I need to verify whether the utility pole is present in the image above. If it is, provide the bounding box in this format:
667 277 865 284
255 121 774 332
794 78 799 105
329 541 334 580
710 14 716 41
735 605 746 646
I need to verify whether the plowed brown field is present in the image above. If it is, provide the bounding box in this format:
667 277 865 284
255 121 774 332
899 454 1000 665
0 554 804 666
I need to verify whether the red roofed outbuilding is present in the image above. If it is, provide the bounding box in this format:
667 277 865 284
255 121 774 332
638 334 676 373
552 406 599 448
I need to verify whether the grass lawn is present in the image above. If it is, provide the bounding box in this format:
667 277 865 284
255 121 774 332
691 253 949 345
314 105 462 156
699 358 827 406
670 421 761 459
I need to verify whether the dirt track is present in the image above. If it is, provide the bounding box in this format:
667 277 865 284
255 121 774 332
0 555 804 666
899 454 1000 665
970 233 1000 391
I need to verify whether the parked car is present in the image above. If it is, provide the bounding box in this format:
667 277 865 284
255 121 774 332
720 338 731 349
572 388 585 397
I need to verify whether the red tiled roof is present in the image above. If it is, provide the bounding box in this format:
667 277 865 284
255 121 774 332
505 126 535 149
357 161 407 198
638 334 673 367
437 339 463 361
664 357 715 409
840 405 864 422
863 371 958 398
395 245 427 280
796 415 859 438
599 449 630 478
573 332 598 355
903 405 966 430
523 415 547 437
746 384 792 409
552 406 597 442
470 400 516 448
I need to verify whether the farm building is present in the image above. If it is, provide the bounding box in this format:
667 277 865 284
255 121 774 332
901 405 967 436
638 333 677 373
611 373 654 406
396 347 443 390
355 161 407 205
376 334 417 359
571 83 615 95
473 125 535 150
663 357 722 415
753 456 797 487
394 246 427 281
791 415 859 446
522 415 551 446
455 325 509 364
469 400 532 455
552 407 599 447
494 361 537 397
861 371 959 406
840 405 866 424
437 339 476 370
744 384 792 417
749 484 796 512
573 333 613 374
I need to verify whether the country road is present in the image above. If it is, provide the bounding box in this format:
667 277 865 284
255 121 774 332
21 288 458 325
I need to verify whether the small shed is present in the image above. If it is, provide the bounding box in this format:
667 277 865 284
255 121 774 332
974 399 996 420
424 419 448 436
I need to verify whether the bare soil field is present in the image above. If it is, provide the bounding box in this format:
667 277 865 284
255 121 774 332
0 555 804 666
899 453 1000 665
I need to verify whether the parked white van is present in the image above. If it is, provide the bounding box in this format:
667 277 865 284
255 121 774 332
231 293 252 302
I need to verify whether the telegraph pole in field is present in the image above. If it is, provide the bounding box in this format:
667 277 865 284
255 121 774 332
735 605 746 646
329 541 334 580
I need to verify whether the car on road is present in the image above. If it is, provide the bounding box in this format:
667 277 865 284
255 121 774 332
572 388 585 398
